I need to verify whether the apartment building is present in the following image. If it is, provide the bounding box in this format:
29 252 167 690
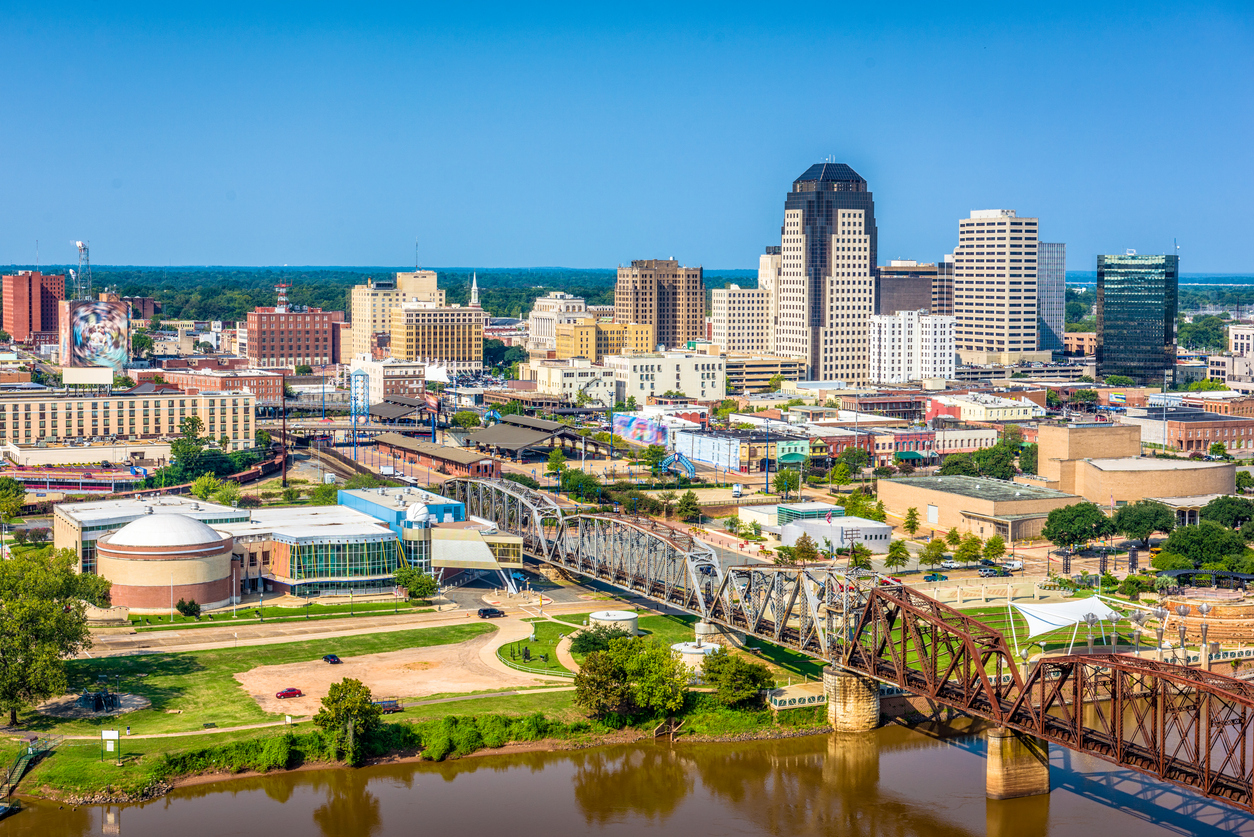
527 292 588 352
775 163 877 383
0 390 255 449
350 272 444 359
614 259 704 350
953 210 1049 365
867 310 956 384
390 303 488 372
604 352 726 402
554 318 654 362
2 270 64 343
245 306 343 369
711 284 772 353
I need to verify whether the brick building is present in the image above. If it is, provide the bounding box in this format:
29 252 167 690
1064 331 1097 356
159 368 285 402
614 259 704 350
2 271 65 343
245 307 344 369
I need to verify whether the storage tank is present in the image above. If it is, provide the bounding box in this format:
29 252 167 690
589 610 639 635
671 641 719 673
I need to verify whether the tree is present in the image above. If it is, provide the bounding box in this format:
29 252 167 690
314 678 383 766
1041 502 1114 551
281 486 301 503
1200 495 1254 529
309 483 338 505
884 540 910 572
1238 471 1254 494
772 469 800 499
724 516 741 537
676 490 701 522
294 364 313 375
764 373 785 392
213 480 242 506
1105 375 1136 387
181 415 204 439
1160 521 1247 569
191 473 221 500
131 332 154 357
1019 443 1039 475
956 534 983 565
574 647 634 719
793 532 821 563
838 448 869 471
901 508 920 538
1070 389 1099 404
0 477 24 524
1113 499 1177 546
830 463 851 489
701 648 774 707
255 429 273 448
641 444 667 476
982 535 1006 564
1076 376 1095 383
1210 442 1229 458
546 448 567 480
452 410 481 429
972 444 1018 481
1189 379 1228 392
657 490 677 518
394 565 438 599
0 548 110 725
920 538 947 569
846 542 872 571
112 375 136 389
937 452 980 477
0 331 9 343
945 528 961 548
1045 390 1062 409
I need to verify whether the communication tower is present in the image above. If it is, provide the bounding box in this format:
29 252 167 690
74 241 92 299
274 283 291 313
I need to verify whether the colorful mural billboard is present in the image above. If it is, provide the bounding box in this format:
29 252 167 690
612 414 666 447
60 300 129 372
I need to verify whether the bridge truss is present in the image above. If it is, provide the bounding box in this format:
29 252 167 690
441 477 1254 813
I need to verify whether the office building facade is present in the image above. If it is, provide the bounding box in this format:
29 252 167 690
711 285 772 353
1096 253 1179 386
952 210 1049 364
875 260 937 315
350 271 444 359
390 303 489 371
931 255 955 316
775 163 877 383
614 259 704 350
527 292 588 352
245 306 344 369
1038 242 1066 355
2 271 65 343
867 310 956 384
554 318 654 362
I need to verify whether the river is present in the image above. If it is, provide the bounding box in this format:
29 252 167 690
6 723 1251 837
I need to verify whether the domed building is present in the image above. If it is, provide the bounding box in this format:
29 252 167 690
95 513 235 613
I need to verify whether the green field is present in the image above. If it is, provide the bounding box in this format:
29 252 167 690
130 599 436 631
24 623 493 736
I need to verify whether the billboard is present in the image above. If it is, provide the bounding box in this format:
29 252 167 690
1109 392 1127 405
60 300 129 373
612 413 667 447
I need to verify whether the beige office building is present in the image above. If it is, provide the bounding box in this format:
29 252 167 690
350 271 445 358
527 292 588 352
390 303 488 371
554 318 654 362
711 284 772 353
614 259 704 350
953 210 1051 365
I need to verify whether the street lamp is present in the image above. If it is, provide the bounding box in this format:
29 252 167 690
1175 604 1192 664
1129 611 1149 657
1084 612 1100 656
1198 602 1214 669
1151 606 1168 661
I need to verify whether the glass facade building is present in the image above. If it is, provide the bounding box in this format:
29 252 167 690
1096 254 1179 385
1037 243 1066 355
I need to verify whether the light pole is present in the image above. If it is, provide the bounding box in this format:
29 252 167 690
1152 605 1168 661
1084 612 1099 656
1198 602 1214 669
1129 611 1148 657
1175 603 1192 664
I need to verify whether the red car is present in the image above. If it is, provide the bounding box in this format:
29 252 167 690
276 687 302 699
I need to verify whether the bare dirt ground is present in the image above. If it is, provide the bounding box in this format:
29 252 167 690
235 631 543 716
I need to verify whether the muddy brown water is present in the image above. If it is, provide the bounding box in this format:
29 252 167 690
7 724 1253 836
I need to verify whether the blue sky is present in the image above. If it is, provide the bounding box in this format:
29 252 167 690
2 2 1250 270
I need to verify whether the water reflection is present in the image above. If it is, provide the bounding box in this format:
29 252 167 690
571 747 693 825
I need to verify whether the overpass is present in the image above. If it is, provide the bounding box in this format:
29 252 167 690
441 476 1254 814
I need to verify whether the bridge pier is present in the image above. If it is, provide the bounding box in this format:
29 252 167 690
823 667 880 732
986 727 1050 800
695 620 745 647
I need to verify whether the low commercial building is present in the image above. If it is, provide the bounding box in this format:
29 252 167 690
723 353 808 394
781 516 893 554
1119 406 1254 452
878 475 1079 541
350 355 431 402
673 428 777 474
520 358 617 408
159 368 285 402
926 393 1045 423
1064 332 1097 356
373 433 500 479
604 352 726 403
934 426 1000 456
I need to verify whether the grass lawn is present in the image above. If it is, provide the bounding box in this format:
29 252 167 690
401 689 577 721
22 623 494 737
501 621 576 675
129 599 437 630
961 605 1129 654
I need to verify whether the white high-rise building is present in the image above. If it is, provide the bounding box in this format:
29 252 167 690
953 210 1051 365
526 292 587 352
711 284 771 353
868 310 956 384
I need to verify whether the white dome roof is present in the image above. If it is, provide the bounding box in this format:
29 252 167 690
108 514 225 548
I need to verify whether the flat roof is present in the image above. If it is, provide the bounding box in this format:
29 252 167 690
1149 494 1231 508
340 485 454 513
218 506 393 541
778 502 842 513
375 432 496 466
56 495 244 529
1085 457 1231 472
881 475 1077 503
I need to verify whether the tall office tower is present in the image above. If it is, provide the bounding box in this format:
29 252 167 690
775 163 877 381
1037 243 1066 355
390 302 489 372
711 285 772 352
757 245 781 349
349 270 444 359
876 261 936 315
1096 252 1179 385
931 255 955 316
953 210 1049 365
867 309 956 384
1 270 65 343
613 259 704 349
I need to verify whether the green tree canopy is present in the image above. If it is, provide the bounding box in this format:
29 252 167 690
1041 502 1114 551
394 565 438 599
1105 375 1136 387
641 444 668 475
955 534 983 564
546 448 567 477
314 678 383 766
1113 499 1177 546
452 410 481 429
884 539 911 572
1160 521 1247 569
793 532 821 563
937 452 980 477
1237 471 1254 494
902 507 920 537
574 636 688 721
772 468 800 499
982 535 1006 563
700 648 774 707
945 527 961 547
190 473 221 500
1019 443 1038 475
838 448 869 470
1200 496 1254 529
0 477 24 522
1070 389 1099 403
676 490 702 522
920 538 947 568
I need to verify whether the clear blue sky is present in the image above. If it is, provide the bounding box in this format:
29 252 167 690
2 2 1250 271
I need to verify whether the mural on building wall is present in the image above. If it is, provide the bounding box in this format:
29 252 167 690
60 300 129 372
612 414 667 447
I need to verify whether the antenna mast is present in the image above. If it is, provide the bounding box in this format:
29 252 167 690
74 241 92 299
275 283 291 314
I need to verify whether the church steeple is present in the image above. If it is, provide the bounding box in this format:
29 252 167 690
470 272 480 307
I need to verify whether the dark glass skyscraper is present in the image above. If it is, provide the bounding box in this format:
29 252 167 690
1037 243 1066 355
1096 253 1179 385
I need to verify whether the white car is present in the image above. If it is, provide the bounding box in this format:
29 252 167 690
940 559 958 570
1004 560 1024 571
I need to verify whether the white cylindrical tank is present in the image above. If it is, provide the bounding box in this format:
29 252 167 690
671 641 719 672
589 610 639 636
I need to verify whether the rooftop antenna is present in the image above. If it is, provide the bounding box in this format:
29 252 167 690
74 240 92 299
275 282 290 313
35 240 38 269
415 239 419 270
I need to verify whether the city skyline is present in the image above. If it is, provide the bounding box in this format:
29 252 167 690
2 3 1250 270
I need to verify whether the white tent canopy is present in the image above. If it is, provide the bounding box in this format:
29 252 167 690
1009 598 1124 655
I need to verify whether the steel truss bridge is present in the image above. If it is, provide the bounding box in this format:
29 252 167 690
442 477 1254 814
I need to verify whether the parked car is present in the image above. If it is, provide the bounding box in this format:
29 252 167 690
323 654 341 665
940 559 958 570
979 567 1010 578
1004 560 1024 571
924 573 948 582
978 559 996 567
276 687 303 699
478 607 506 619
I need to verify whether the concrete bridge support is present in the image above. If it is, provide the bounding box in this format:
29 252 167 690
986 727 1050 800
694 620 746 647
823 666 880 732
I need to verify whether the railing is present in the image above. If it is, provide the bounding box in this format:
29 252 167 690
495 649 575 678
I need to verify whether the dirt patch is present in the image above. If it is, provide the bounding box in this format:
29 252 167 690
235 632 541 716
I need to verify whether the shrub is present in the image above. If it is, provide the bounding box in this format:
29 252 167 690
175 598 201 619
570 624 633 655
281 487 301 503
27 528 49 544
502 472 541 490
238 494 262 508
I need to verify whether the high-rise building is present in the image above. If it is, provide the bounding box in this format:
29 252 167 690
554 318 654 362
2 270 65 343
876 261 936 315
711 284 772 353
1096 252 1179 385
931 255 955 316
614 259 704 350
390 303 489 372
775 163 877 382
350 271 444 359
1038 243 1066 355
867 309 956 384
952 210 1050 365
526 292 588 352
757 246 781 348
